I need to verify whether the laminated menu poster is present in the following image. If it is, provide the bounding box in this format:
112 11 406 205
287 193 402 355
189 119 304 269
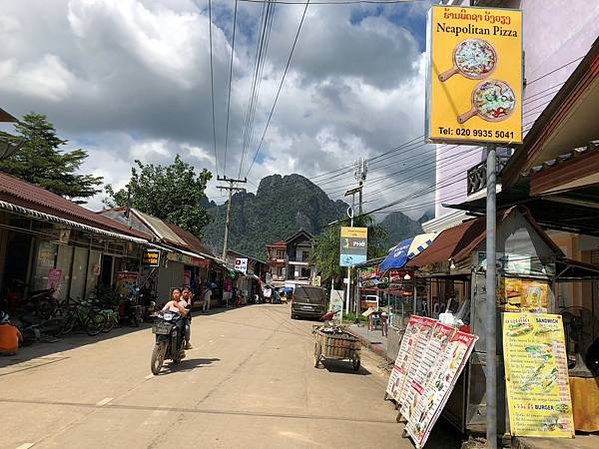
386 316 428 402
405 329 478 448
503 313 574 438
398 317 437 421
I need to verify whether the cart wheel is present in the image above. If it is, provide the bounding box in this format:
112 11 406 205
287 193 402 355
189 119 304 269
313 341 322 368
351 353 361 372
384 392 390 401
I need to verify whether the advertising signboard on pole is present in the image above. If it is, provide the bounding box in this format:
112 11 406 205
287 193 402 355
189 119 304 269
426 5 523 145
339 226 368 267
503 313 574 438
235 258 248 274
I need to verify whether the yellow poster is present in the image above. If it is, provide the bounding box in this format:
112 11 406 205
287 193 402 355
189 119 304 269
427 6 523 144
501 278 549 313
503 313 574 437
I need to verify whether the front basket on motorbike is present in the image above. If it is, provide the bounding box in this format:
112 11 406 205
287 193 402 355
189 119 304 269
152 320 174 335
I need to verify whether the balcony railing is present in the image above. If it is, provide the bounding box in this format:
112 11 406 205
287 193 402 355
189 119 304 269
467 154 511 196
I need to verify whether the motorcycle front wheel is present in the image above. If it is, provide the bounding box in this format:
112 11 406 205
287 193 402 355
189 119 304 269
151 341 167 375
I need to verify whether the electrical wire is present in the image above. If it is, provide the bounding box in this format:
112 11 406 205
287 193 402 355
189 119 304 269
223 0 240 177
245 0 312 178
238 0 275 178
208 0 219 176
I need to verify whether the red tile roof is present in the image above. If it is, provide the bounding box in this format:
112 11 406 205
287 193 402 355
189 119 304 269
0 171 149 239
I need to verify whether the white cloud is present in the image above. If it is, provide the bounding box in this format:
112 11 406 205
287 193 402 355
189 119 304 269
0 0 432 216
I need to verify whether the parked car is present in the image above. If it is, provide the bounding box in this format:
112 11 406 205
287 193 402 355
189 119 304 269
291 285 327 320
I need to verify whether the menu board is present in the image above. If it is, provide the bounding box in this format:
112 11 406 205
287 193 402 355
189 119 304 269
406 329 477 448
399 317 437 421
386 316 427 401
503 313 574 438
386 316 477 449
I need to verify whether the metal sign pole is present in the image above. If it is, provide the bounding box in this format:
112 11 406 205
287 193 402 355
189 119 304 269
486 145 497 449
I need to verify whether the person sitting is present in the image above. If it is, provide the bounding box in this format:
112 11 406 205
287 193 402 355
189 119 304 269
181 287 193 350
161 288 189 350
0 312 22 356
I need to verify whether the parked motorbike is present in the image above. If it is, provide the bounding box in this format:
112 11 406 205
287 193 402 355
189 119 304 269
150 311 186 375
121 286 143 327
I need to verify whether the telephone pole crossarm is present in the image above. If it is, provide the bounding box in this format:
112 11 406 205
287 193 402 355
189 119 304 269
216 176 248 260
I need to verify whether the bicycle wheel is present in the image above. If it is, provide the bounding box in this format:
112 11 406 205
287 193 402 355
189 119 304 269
102 312 115 333
86 312 106 336
59 312 76 336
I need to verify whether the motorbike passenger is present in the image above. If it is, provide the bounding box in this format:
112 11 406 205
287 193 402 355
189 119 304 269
161 288 189 350
181 287 193 350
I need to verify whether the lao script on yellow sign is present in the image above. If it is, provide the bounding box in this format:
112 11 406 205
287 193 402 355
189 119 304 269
503 313 574 438
426 6 523 144
340 227 368 239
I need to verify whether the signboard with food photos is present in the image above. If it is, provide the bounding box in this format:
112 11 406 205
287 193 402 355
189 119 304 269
503 313 574 437
426 5 523 144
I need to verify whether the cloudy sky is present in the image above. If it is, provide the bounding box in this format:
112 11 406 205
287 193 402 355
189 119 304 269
0 0 434 218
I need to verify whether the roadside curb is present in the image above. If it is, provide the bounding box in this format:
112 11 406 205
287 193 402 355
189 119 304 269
346 328 390 361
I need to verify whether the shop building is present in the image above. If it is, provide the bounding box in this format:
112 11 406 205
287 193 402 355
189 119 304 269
98 207 222 305
0 172 151 307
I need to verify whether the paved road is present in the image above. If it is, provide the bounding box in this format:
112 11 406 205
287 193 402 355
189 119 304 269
0 305 456 449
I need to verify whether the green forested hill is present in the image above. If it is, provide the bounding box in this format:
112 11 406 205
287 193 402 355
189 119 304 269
202 174 349 259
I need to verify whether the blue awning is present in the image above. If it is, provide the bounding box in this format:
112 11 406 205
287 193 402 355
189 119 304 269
379 233 437 273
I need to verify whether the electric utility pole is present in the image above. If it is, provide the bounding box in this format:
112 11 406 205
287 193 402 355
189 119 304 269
353 157 368 215
217 175 247 260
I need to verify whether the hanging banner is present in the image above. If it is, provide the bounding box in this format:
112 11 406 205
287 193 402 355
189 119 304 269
339 226 368 267
235 258 248 274
426 5 523 144
503 313 574 438
47 268 62 290
386 316 478 449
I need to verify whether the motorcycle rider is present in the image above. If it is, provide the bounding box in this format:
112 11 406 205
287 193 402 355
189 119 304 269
161 288 189 351
181 287 193 350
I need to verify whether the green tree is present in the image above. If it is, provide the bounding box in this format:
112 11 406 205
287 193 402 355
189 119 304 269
104 155 213 238
310 215 388 288
0 113 103 203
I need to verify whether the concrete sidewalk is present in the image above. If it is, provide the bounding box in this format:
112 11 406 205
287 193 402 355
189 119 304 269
348 324 389 360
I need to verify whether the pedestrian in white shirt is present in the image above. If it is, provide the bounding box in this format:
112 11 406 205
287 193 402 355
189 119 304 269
202 284 212 313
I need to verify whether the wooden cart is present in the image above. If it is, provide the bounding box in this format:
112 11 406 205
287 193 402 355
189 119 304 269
312 325 361 371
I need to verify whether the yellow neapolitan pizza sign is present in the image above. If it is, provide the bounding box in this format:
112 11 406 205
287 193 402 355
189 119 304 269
503 313 574 438
426 5 523 144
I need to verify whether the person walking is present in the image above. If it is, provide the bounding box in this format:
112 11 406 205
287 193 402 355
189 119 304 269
202 283 212 313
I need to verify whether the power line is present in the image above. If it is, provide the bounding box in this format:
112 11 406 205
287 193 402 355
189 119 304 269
208 0 219 176
526 55 584 86
245 0 311 178
223 0 240 177
238 0 275 177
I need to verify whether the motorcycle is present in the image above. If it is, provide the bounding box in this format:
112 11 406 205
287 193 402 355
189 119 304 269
121 285 143 327
150 311 186 375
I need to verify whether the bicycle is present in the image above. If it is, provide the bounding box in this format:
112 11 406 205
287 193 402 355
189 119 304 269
59 298 107 336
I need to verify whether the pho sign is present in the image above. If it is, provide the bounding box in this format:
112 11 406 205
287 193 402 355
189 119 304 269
426 5 523 144
235 258 248 274
339 227 368 267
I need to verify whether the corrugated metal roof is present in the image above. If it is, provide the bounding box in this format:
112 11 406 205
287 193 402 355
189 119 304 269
131 209 188 247
0 171 149 239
